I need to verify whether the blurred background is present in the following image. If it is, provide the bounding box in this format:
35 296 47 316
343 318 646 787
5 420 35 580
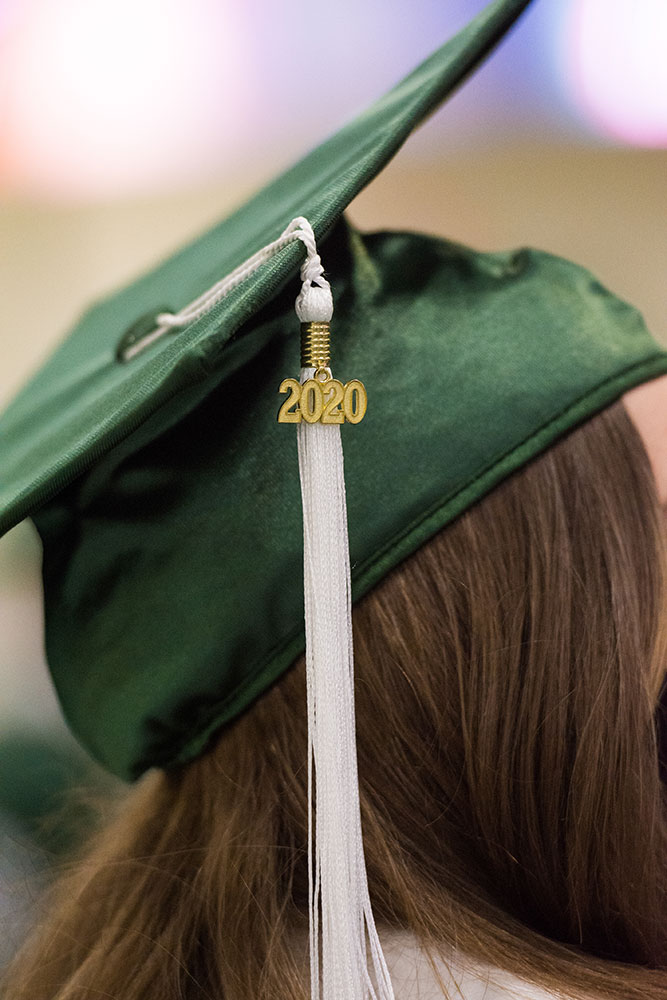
0 0 666 961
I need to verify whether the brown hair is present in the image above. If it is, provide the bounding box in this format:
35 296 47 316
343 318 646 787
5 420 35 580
4 399 667 999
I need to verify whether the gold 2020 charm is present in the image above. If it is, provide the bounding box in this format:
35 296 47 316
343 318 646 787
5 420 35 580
278 376 367 425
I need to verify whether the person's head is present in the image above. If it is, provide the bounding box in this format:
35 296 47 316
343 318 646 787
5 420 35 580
4 391 666 1000
2 6 667 997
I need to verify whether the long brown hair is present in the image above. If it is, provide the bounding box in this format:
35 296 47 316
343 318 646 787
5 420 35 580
4 400 667 999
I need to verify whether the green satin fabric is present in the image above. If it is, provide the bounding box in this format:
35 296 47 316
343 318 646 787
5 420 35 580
0 0 531 536
2 0 667 781
31 222 667 779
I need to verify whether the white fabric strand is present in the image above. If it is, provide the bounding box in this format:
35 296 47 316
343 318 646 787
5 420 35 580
120 217 332 360
298 368 394 1000
157 216 331 328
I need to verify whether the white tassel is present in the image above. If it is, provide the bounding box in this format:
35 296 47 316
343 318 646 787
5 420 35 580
130 217 394 998
296 240 394 1000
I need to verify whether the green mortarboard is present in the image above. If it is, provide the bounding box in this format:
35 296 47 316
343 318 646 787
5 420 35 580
1 0 667 790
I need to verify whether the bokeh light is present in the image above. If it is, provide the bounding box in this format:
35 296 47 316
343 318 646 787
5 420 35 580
0 0 256 198
563 0 667 146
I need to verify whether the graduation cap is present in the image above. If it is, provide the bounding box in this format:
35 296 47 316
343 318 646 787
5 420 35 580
2 0 667 996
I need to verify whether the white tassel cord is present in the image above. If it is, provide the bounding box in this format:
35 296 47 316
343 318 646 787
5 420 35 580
140 218 394 1000
298 401 394 1000
297 285 394 1000
120 216 328 361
